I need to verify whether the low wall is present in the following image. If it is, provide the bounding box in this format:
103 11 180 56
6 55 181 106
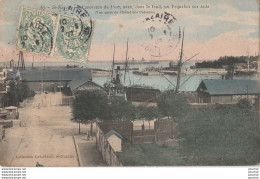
0 120 13 128
154 119 178 143
132 130 155 144
0 125 5 141
97 119 178 147
96 123 123 166
132 135 155 144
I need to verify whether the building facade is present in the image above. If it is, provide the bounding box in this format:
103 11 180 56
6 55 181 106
196 79 259 104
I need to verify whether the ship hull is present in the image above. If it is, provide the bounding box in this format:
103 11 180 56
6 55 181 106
124 86 161 102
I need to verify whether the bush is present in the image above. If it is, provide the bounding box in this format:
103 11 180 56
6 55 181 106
178 105 259 165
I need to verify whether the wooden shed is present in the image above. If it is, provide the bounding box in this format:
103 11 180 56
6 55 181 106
5 106 19 119
196 79 259 104
105 129 125 152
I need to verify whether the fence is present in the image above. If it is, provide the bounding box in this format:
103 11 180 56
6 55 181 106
0 120 13 128
96 119 178 150
62 96 74 106
131 120 177 144
96 123 123 166
0 125 5 141
132 130 155 144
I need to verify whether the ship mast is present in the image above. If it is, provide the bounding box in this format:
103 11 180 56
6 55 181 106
32 55 34 69
111 43 115 79
17 51 25 70
175 28 185 92
124 39 129 83
247 50 250 74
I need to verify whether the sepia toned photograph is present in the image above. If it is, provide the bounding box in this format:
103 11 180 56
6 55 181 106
0 0 259 168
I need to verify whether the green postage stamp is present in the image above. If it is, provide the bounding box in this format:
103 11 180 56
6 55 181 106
16 7 59 56
16 7 94 60
53 14 94 60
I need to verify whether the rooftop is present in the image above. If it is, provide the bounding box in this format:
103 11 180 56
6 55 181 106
5 106 17 110
197 79 259 95
105 129 125 140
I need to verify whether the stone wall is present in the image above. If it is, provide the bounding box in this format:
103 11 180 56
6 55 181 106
96 123 123 166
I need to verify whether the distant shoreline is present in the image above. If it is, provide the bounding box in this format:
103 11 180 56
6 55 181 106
0 59 208 63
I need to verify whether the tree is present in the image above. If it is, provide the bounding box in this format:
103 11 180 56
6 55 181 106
4 81 19 106
109 99 138 121
157 91 190 122
137 105 147 129
3 80 35 107
156 91 173 119
139 106 159 130
72 91 110 135
194 55 256 68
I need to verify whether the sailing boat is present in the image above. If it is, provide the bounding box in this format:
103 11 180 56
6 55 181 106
165 28 199 92
104 43 127 101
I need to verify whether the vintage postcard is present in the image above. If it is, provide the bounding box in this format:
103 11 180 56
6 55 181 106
0 0 259 168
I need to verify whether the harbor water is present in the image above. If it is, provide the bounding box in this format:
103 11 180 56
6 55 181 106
86 61 258 92
1 60 258 92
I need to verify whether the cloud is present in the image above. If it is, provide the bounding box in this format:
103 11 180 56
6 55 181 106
0 0 259 61
184 29 260 60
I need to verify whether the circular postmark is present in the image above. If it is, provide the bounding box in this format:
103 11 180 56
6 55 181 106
64 5 94 40
53 5 94 60
141 12 181 57
17 8 55 55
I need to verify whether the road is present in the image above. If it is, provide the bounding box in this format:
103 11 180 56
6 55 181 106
0 93 106 167
74 135 106 166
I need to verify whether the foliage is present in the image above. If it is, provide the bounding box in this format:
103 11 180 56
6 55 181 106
117 144 184 166
236 98 252 110
177 105 259 165
108 99 159 122
109 99 138 121
3 80 35 106
72 91 161 133
119 96 259 166
137 105 159 129
195 55 259 68
72 91 110 134
157 91 190 122
72 91 110 121
156 90 172 118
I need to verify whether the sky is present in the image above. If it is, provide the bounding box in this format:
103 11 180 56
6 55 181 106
0 0 259 62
